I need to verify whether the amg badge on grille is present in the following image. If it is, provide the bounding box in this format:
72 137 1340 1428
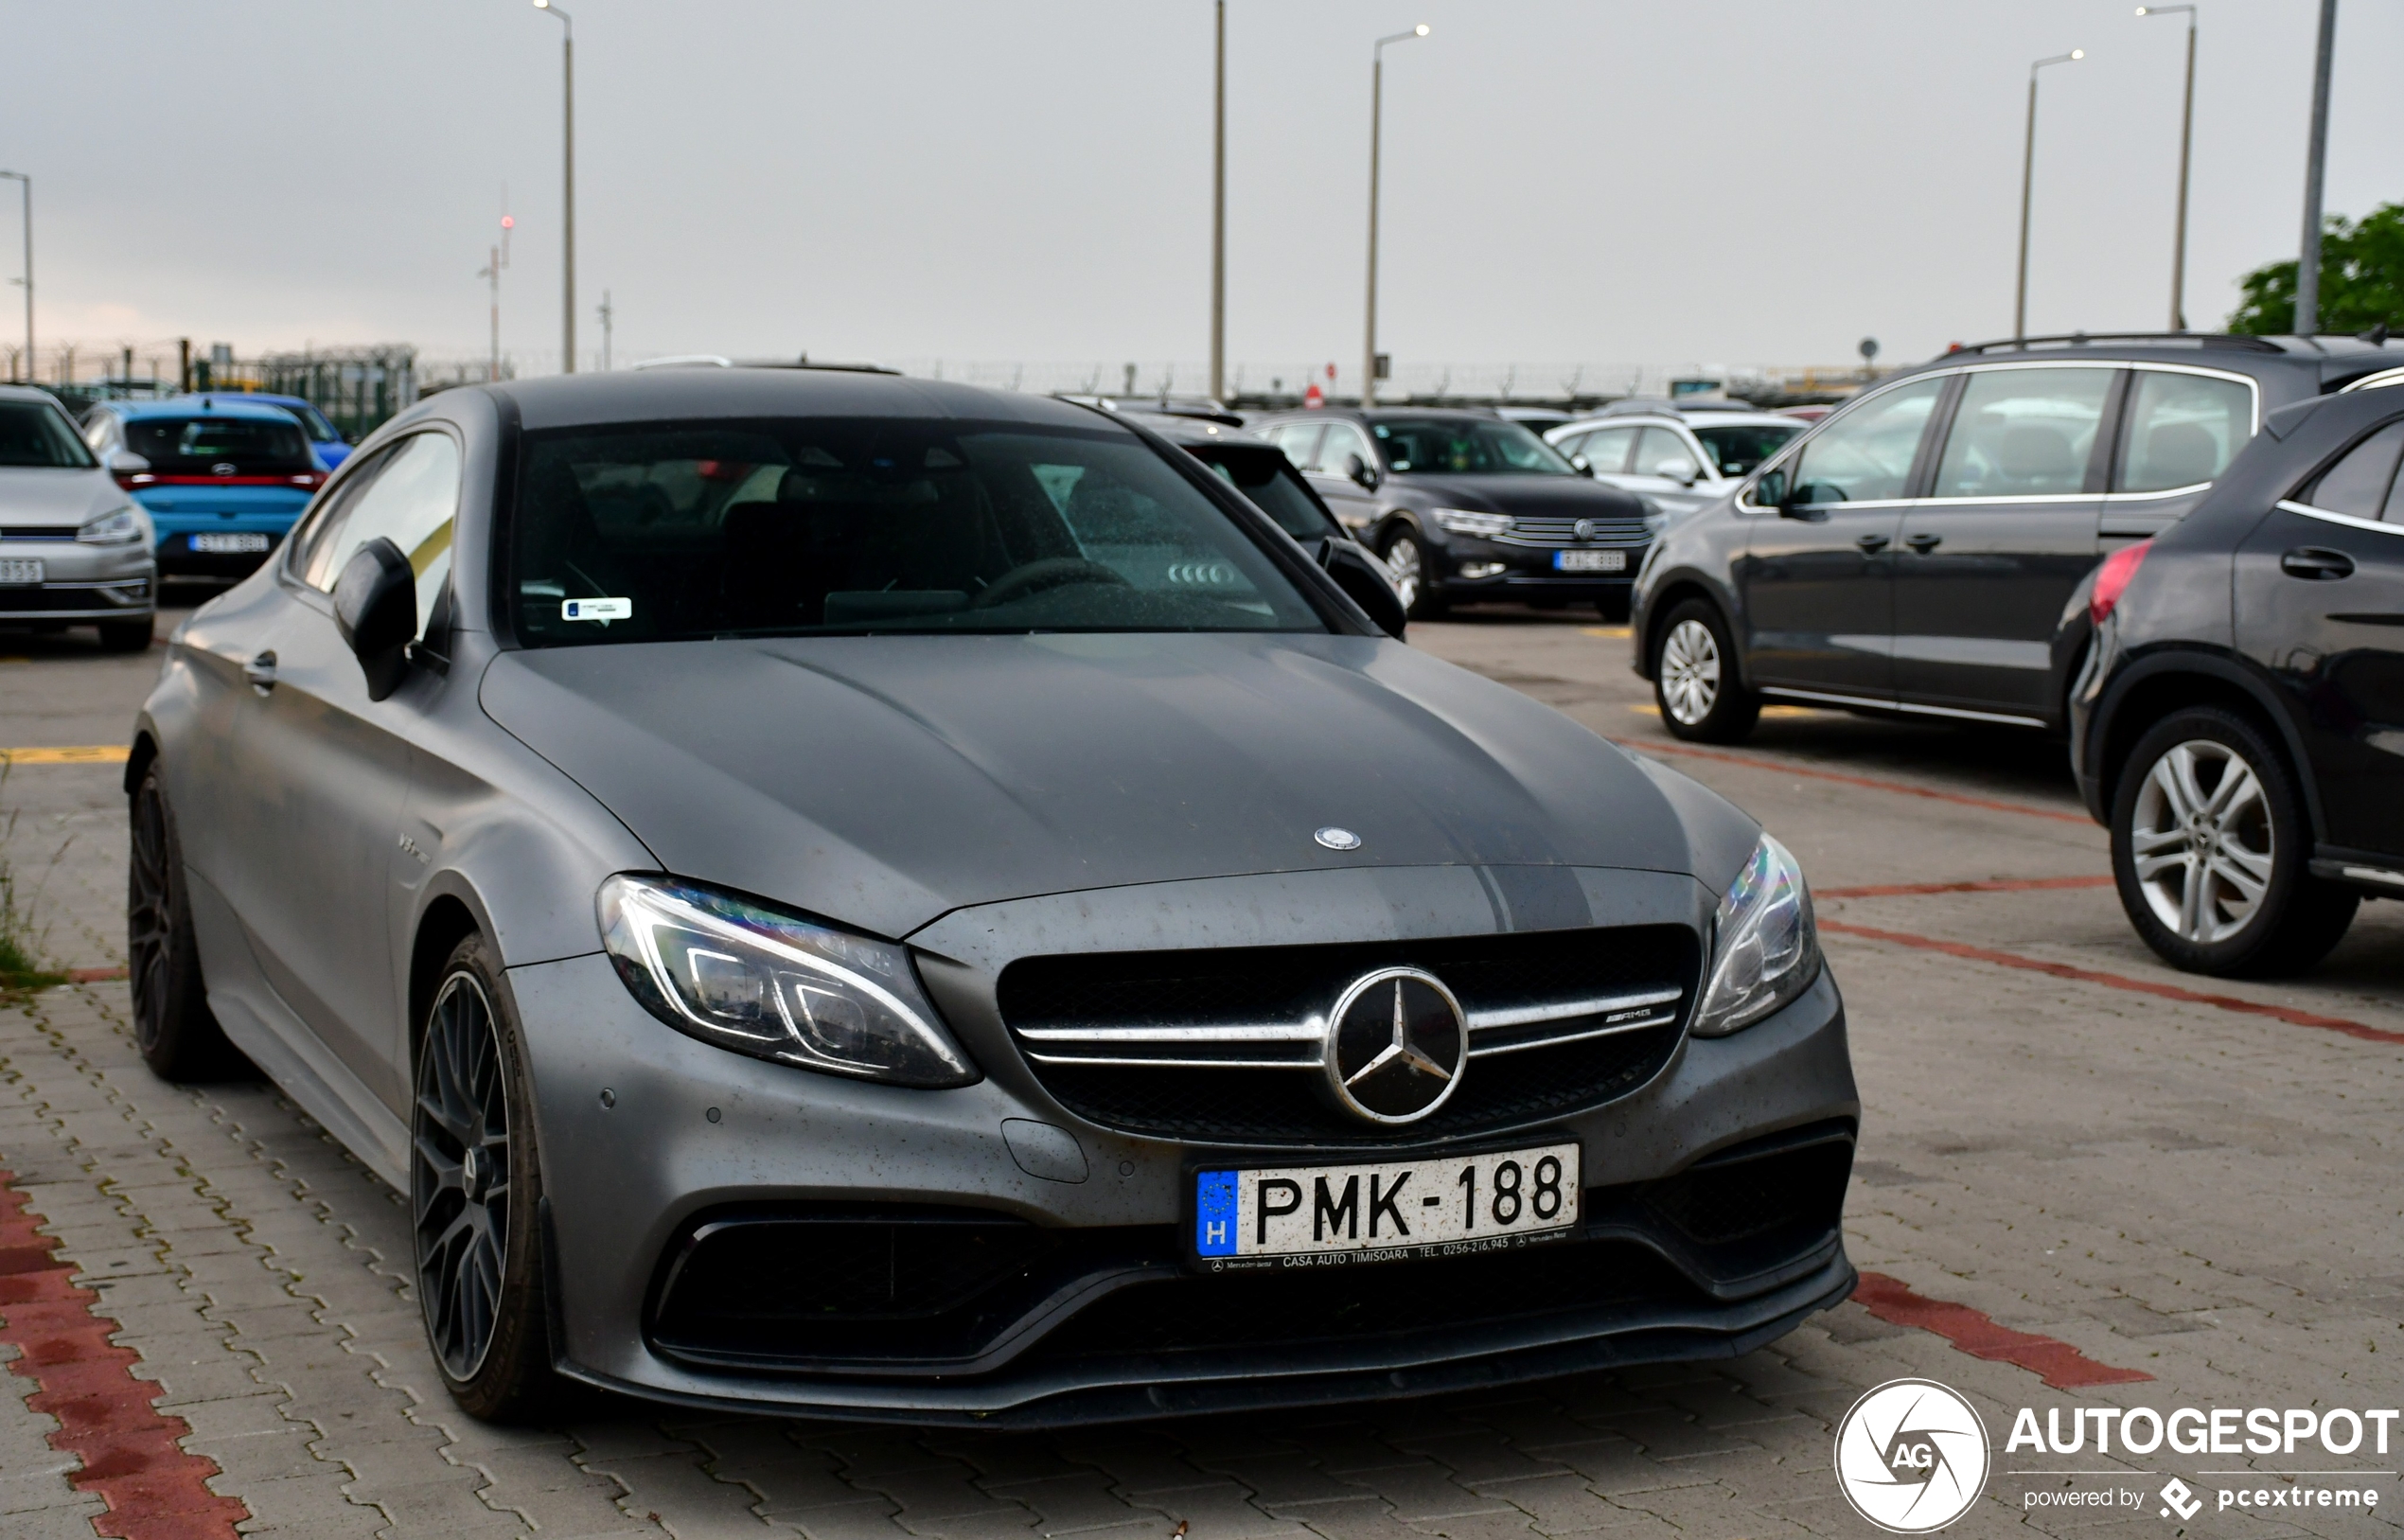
1323 968 1466 1124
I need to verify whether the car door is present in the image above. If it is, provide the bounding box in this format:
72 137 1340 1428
1306 419 1382 534
1737 375 1947 699
2236 411 2404 859
196 429 463 1109
1889 364 2115 717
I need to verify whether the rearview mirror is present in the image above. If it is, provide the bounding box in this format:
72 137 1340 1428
1318 539 1407 639
332 537 417 700
105 450 150 475
1343 451 1381 490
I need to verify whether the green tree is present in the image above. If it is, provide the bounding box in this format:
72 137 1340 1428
2229 202 2404 335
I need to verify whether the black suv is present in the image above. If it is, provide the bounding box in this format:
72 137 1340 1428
1630 333 2404 741
1252 407 1653 620
2072 368 2404 976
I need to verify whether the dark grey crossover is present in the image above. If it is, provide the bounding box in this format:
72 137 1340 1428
1631 333 2404 743
129 368 1854 1425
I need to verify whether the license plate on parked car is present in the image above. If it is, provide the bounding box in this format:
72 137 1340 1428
191 533 270 555
0 558 42 586
1193 1141 1580 1269
1554 549 1626 573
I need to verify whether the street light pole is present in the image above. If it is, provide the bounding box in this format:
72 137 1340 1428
0 172 28 383
1210 0 1226 404
534 0 575 373
2015 50 2083 342
1363 24 1427 409
2295 0 2337 337
2137 7 2198 330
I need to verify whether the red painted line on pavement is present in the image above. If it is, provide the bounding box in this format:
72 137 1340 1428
1615 737 2092 824
65 967 130 984
1817 875 2115 900
1853 1271 2152 1389
1821 919 2404 1044
0 1174 249 1540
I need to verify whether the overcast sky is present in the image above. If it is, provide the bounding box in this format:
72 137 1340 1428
6 0 2400 385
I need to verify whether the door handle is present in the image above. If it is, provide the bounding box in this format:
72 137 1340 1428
241 650 278 694
1905 533 1943 554
1854 533 1890 552
2281 547 2355 580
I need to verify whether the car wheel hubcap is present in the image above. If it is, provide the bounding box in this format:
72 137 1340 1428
1660 619 1722 725
2130 739 2273 945
1385 538 1423 611
127 785 171 1051
412 971 511 1382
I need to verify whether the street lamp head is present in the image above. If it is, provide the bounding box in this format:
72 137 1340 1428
1414 24 1429 36
2071 48 2085 59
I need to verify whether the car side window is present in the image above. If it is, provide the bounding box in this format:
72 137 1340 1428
1930 367 2112 500
1317 422 1374 475
1269 423 1324 469
2301 419 2404 522
1635 427 1700 481
300 431 462 640
1580 426 1638 474
2116 371 2254 494
1787 377 1946 506
285 444 392 580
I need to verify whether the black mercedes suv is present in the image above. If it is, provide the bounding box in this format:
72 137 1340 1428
1630 333 2404 742
2072 366 2404 976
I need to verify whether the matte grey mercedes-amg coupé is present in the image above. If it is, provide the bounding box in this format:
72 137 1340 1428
128 367 1856 1425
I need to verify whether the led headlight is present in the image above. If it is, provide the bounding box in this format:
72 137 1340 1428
597 874 978 1087
77 505 149 545
1690 835 1819 1036
1429 507 1512 538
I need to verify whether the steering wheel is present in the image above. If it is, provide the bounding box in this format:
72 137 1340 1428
972 558 1131 609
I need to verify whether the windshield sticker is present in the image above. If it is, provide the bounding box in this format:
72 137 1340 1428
562 597 632 622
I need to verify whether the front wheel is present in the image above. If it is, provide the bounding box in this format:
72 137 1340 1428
2111 707 2355 976
413 934 557 1420
1652 600 1759 743
1380 530 1444 619
127 765 244 1080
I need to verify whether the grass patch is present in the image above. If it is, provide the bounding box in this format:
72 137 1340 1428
0 769 70 996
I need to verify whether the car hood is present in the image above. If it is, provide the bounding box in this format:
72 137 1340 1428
1391 472 1649 520
0 467 120 527
480 632 1725 940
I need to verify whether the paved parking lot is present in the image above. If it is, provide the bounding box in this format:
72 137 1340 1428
2 606 2399 1539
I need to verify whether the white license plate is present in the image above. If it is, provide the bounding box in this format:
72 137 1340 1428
1193 1142 1580 1269
0 558 42 586
191 533 270 554
1554 548 1627 573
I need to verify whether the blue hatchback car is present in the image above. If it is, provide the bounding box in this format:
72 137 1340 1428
176 391 354 469
82 399 327 578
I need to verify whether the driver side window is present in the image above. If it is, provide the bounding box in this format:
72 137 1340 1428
1316 423 1373 476
1786 378 1946 506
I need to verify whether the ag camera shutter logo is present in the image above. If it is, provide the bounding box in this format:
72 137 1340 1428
1833 1378 1990 1532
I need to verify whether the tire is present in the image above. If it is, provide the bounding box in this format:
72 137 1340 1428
1652 599 1759 743
97 619 154 653
1380 530 1445 619
412 934 557 1421
2110 706 2356 977
1594 592 1632 625
127 765 245 1080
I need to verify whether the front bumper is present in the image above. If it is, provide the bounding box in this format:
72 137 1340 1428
0 540 155 621
510 866 1857 1425
1433 536 1649 600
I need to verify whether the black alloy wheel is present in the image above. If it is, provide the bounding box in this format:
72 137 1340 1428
2110 706 2356 977
411 935 554 1419
127 765 241 1079
1652 598 1759 744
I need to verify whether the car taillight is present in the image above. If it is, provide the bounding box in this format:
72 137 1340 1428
2091 539 2152 625
113 472 156 491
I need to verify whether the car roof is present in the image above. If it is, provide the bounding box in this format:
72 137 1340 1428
1888 332 2404 388
1551 410 1799 434
114 397 309 421
487 366 1128 434
0 383 74 408
171 391 311 409
1115 412 1272 450
1259 406 1502 425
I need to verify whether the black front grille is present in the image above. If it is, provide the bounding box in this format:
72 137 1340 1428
1497 515 1649 546
999 926 1698 1144
0 526 79 540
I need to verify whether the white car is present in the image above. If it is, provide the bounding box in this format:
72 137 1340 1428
1548 403 1803 522
0 384 156 650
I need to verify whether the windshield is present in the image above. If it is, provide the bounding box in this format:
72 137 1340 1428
0 400 98 469
1192 446 1339 540
510 418 1331 644
1692 422 1799 477
1370 417 1578 476
125 416 316 473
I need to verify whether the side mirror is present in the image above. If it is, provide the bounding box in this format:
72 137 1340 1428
1343 451 1380 490
1317 539 1407 639
1654 459 1700 487
105 450 150 475
1570 454 1594 475
332 537 417 700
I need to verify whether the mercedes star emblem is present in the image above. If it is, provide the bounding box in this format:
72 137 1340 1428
1314 826 1362 851
1323 966 1466 1124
